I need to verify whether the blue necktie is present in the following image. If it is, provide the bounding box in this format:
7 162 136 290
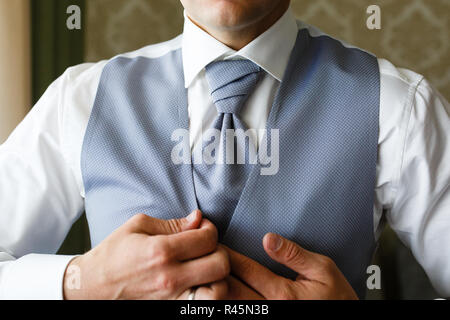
193 60 262 236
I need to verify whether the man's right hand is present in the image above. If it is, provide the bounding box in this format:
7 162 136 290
63 210 230 300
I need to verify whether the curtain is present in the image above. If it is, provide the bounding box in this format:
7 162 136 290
31 0 85 102
31 0 90 255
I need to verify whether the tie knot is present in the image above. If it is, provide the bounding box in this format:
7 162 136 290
205 60 261 115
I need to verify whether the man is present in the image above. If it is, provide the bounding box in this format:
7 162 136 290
0 0 449 300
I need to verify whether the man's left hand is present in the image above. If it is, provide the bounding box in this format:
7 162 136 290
221 233 359 300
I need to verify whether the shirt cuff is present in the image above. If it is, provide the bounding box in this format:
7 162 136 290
0 254 76 300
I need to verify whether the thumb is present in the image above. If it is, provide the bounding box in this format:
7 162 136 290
263 233 323 280
130 210 202 235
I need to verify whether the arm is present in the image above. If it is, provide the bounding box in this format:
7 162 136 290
0 73 85 299
386 77 450 297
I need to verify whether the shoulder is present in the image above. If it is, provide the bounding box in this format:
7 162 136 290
58 34 183 114
297 20 428 104
62 34 183 84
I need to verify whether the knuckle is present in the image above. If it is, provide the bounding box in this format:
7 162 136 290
130 213 143 222
320 256 336 271
158 248 173 265
279 282 296 300
317 256 338 280
284 243 301 264
157 252 172 266
215 249 230 278
128 213 147 229
156 272 178 292
148 238 173 264
167 219 183 234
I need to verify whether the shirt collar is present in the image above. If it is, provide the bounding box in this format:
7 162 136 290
182 7 298 88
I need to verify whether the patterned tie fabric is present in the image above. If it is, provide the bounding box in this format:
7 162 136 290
192 60 262 236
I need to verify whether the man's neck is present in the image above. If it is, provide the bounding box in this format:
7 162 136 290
187 2 291 51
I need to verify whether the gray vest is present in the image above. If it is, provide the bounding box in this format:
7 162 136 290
81 29 380 298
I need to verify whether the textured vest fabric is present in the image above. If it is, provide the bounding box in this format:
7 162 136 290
81 29 380 298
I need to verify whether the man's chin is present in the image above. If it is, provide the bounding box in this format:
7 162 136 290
205 1 259 29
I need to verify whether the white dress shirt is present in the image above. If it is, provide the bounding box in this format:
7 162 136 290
0 8 449 299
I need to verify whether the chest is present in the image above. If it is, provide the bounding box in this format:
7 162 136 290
81 31 380 297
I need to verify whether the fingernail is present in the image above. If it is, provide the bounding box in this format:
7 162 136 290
186 210 198 223
267 234 282 252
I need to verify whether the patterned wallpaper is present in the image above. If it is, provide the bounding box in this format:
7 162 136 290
290 0 450 99
85 0 450 101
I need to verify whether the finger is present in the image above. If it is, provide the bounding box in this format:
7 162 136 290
263 233 326 281
176 281 228 300
128 210 202 235
178 246 230 289
226 276 265 300
222 245 286 299
195 280 229 300
177 289 192 300
166 219 218 261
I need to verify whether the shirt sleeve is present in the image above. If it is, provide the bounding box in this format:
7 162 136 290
387 77 450 297
0 70 85 299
